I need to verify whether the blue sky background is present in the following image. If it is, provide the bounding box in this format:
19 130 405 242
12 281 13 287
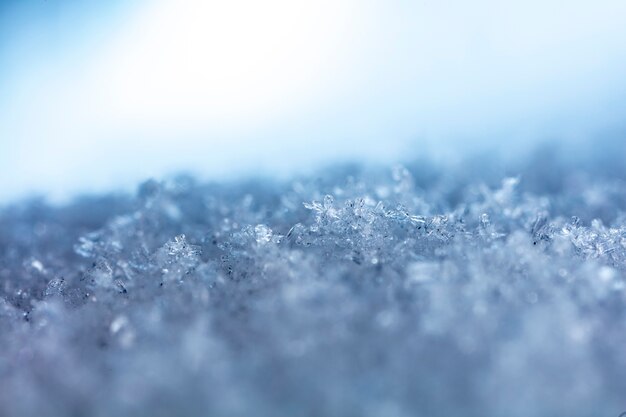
2 0 626 202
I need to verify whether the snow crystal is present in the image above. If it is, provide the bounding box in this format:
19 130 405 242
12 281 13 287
1 143 626 416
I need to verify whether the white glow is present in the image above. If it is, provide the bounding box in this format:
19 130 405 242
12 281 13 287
92 0 359 130
1 0 626 203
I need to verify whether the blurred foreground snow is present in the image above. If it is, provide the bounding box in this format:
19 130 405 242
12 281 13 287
1 142 626 416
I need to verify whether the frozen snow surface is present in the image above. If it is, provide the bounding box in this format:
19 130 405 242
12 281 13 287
1 142 626 417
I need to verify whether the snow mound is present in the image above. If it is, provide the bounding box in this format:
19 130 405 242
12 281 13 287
1 144 626 416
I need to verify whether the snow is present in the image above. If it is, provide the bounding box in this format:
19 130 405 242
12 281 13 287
1 143 626 416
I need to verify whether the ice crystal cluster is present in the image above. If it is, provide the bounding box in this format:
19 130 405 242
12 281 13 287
1 144 626 417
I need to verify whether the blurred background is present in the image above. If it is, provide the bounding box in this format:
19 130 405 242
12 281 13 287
1 0 626 203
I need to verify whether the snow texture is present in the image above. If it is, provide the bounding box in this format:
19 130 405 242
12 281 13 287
1 142 626 417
